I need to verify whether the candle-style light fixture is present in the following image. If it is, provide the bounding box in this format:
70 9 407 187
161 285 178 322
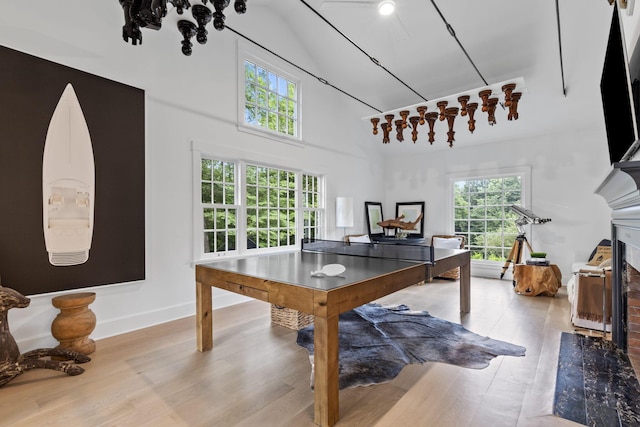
364 77 526 147
118 0 247 56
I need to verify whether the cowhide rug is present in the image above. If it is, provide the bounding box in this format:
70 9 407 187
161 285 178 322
296 303 526 390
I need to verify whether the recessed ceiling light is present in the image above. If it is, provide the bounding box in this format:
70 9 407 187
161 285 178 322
378 0 396 16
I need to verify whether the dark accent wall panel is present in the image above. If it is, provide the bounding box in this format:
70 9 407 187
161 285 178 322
0 45 145 295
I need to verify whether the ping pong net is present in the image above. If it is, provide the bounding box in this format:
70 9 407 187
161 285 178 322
301 238 435 264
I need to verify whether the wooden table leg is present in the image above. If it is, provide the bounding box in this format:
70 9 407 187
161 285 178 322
460 253 471 313
313 314 339 427
196 281 213 352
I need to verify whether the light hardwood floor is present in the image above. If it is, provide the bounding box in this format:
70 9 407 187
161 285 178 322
1 277 590 426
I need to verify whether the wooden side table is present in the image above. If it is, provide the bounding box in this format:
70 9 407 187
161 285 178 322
513 264 562 297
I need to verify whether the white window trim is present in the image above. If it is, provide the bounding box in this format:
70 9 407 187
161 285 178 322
192 145 243 262
244 162 299 254
301 172 326 241
192 142 324 263
446 166 531 276
237 40 303 146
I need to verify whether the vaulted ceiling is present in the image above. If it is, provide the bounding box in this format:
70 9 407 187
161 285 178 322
2 1 618 154
247 0 615 153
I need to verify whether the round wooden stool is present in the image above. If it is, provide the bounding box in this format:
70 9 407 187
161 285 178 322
51 292 97 355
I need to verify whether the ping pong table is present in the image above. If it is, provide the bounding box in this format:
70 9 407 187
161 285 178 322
195 238 470 427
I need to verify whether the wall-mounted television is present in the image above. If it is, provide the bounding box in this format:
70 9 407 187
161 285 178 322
601 4 640 164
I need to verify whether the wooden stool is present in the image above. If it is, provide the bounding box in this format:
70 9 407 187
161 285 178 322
51 292 97 355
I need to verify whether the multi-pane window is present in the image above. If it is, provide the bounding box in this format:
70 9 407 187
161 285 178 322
201 159 237 254
245 165 297 249
244 60 298 137
302 174 322 240
197 153 324 258
453 176 523 262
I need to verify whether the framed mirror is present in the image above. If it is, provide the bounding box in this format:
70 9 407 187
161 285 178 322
365 202 384 237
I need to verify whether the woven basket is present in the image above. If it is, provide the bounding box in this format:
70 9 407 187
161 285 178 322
431 234 465 280
270 304 313 330
439 268 461 280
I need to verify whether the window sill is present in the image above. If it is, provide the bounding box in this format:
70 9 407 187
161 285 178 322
237 123 304 148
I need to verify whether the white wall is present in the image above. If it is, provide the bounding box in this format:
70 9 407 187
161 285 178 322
1 2 384 350
0 1 619 350
382 128 612 281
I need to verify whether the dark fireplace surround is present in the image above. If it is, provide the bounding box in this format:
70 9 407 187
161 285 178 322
596 161 640 358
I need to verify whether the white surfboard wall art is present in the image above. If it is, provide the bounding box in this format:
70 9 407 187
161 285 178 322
42 83 95 266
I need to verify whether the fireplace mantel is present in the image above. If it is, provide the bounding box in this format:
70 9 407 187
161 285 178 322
595 160 640 353
595 161 640 219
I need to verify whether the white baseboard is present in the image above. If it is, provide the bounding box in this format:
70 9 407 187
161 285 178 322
472 261 514 282
15 291 251 351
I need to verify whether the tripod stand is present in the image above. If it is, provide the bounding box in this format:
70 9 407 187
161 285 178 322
500 233 533 279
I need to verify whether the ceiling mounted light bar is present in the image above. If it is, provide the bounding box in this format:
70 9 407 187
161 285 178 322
226 26 383 112
363 77 526 146
429 0 488 86
555 0 567 96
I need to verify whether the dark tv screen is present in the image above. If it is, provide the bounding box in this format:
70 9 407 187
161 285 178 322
600 5 640 164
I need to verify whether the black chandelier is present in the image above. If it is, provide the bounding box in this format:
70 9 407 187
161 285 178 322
119 0 247 55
